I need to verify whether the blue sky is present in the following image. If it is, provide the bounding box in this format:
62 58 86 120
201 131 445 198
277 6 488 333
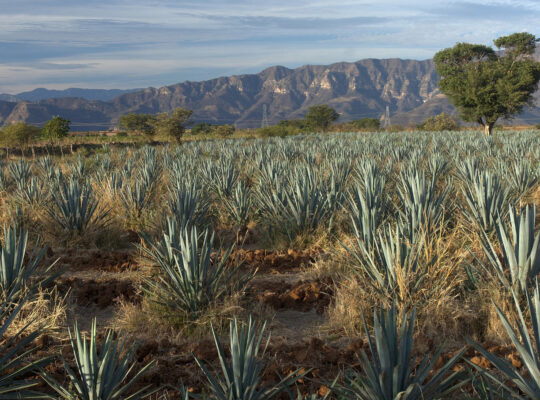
1 0 539 93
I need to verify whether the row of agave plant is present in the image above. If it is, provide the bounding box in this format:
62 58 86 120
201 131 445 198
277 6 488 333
0 130 538 398
1 133 538 247
1 222 540 399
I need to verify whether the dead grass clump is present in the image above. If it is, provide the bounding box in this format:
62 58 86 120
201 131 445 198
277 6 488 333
4 288 67 339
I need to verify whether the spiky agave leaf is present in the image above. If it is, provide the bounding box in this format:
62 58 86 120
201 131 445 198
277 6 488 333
477 204 540 295
49 178 110 234
194 316 306 400
41 318 157 400
467 281 540 398
339 304 467 400
142 226 253 318
0 225 58 301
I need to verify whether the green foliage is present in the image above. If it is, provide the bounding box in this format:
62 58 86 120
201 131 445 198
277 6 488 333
417 113 459 131
258 125 299 137
118 113 156 136
49 178 109 235
350 118 380 131
214 124 235 137
156 108 193 143
191 122 213 135
0 225 56 302
338 304 466 400
467 281 540 398
142 226 252 319
41 116 70 143
477 204 539 295
194 316 306 400
42 319 157 400
434 32 540 135
304 104 339 131
1 122 41 148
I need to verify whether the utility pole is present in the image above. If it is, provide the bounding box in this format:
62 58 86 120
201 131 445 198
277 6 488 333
383 105 391 128
261 104 269 128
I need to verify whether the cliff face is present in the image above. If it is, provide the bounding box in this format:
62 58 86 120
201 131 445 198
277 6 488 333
2 55 539 130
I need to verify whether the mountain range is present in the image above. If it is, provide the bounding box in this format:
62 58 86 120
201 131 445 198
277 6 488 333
1 56 539 131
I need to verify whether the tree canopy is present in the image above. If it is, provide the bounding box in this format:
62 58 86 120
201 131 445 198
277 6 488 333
2 122 41 148
155 108 193 143
118 113 156 136
434 32 540 135
304 104 339 131
41 116 70 144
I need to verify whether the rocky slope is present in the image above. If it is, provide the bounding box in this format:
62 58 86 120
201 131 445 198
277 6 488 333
2 55 539 130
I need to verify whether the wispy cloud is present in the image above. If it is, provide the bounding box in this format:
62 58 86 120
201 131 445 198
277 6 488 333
1 0 539 92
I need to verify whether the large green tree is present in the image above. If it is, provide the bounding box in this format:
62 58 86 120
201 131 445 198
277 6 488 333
118 113 156 137
434 32 540 136
41 116 70 145
155 108 193 143
304 104 339 131
1 122 41 156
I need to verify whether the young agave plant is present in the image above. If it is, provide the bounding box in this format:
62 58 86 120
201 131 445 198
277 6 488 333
0 295 51 398
222 181 253 226
15 176 48 205
49 178 109 235
477 204 539 295
397 168 448 239
461 170 511 232
167 180 208 231
339 304 466 400
508 159 539 198
347 169 386 250
194 316 306 400
120 178 154 218
467 281 540 398
9 159 32 189
42 319 157 400
0 225 56 301
143 226 252 318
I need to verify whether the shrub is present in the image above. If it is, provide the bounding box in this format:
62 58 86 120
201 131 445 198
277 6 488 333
418 113 459 131
214 124 235 137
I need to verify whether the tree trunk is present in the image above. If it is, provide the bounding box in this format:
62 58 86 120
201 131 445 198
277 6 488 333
31 146 35 159
484 123 494 136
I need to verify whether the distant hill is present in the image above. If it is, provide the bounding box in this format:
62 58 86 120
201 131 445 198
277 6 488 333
1 54 540 131
0 88 140 102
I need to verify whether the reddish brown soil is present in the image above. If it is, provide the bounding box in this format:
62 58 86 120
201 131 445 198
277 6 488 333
57 277 139 308
52 249 139 272
231 249 319 273
251 279 333 313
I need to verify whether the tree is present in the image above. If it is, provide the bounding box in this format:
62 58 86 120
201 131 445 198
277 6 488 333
191 122 213 135
214 124 235 137
417 112 459 131
1 122 41 157
118 113 156 137
155 108 193 143
434 32 540 136
42 116 70 145
304 104 339 131
351 118 380 131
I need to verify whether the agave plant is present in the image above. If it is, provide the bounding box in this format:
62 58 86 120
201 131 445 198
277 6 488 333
397 167 448 239
222 181 253 226
15 175 48 205
167 180 208 231
142 226 252 318
467 281 540 398
194 316 306 400
9 159 32 189
461 170 511 232
344 224 427 302
49 178 109 234
120 177 155 218
477 204 539 295
42 318 157 400
346 167 386 250
338 304 466 400
0 294 51 398
0 225 56 301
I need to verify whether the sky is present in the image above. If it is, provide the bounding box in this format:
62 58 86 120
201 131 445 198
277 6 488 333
0 0 539 93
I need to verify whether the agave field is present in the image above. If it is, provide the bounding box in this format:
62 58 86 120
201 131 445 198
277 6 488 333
0 130 539 399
